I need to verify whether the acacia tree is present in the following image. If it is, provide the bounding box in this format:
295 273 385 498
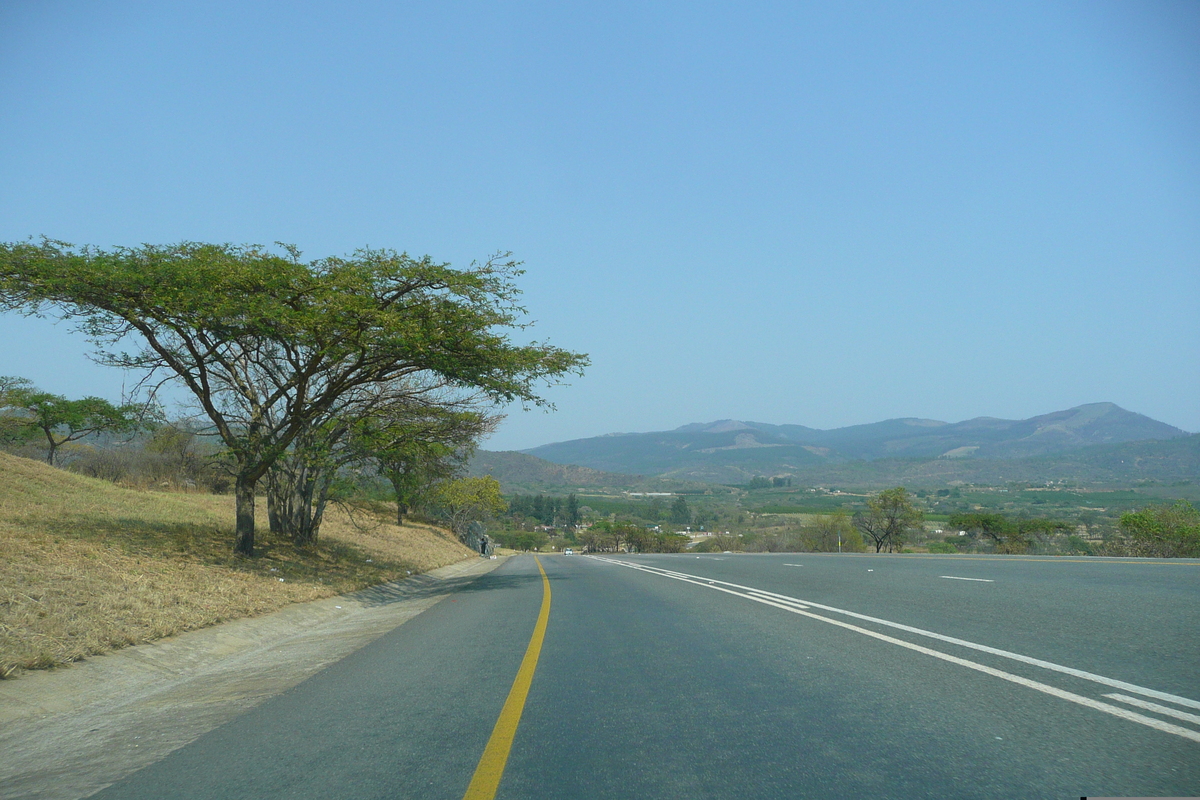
948 512 1071 555
363 403 497 526
853 487 923 553
0 376 142 465
1119 501 1200 558
432 476 507 540
0 240 586 555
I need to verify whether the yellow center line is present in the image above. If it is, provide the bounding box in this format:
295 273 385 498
463 556 551 800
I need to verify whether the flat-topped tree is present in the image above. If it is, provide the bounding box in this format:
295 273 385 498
0 240 587 556
0 377 142 465
356 402 497 527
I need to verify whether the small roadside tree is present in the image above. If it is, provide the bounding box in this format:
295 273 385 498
365 404 497 526
812 510 864 552
949 512 1071 555
1119 501 1200 558
0 377 142 465
854 487 923 553
433 476 507 541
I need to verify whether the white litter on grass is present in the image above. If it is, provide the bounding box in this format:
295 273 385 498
278 578 285 582
335 606 342 609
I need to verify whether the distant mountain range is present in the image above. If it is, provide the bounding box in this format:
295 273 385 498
502 403 1192 485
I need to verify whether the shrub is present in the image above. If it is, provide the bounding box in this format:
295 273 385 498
1119 501 1200 558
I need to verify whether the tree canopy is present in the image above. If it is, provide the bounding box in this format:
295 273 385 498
0 376 142 465
433 476 508 539
853 487 923 553
948 512 1072 555
1119 501 1200 558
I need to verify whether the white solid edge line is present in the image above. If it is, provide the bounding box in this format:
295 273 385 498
1104 694 1200 726
940 576 994 582
587 556 1200 715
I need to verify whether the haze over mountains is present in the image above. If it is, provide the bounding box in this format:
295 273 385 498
505 403 1192 485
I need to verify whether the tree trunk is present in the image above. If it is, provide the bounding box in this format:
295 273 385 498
388 472 408 525
43 429 58 466
266 474 283 535
267 457 326 547
234 473 256 556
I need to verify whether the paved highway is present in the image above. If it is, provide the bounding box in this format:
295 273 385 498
95 553 1200 799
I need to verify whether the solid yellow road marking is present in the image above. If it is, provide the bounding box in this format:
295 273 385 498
462 556 551 800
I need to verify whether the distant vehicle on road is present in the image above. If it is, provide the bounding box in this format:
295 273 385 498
563 548 574 555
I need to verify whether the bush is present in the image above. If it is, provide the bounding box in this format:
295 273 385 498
927 541 957 554
1065 535 1093 555
1119 501 1200 558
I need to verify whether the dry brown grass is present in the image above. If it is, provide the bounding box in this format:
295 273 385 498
0 452 474 677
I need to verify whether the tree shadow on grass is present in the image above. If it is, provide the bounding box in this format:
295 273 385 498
49 513 418 592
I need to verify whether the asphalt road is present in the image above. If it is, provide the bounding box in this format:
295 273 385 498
94 553 1200 799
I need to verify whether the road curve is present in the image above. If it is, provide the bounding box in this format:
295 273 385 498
93 553 1200 799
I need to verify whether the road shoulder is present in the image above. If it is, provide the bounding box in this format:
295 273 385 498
0 554 507 800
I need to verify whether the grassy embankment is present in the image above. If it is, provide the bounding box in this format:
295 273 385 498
0 452 473 677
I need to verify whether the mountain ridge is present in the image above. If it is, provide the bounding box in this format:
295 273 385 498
518 403 1190 479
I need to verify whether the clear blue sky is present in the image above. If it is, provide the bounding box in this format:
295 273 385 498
2 0 1197 450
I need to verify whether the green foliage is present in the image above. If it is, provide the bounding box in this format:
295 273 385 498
853 487 923 553
739 511 865 553
670 495 691 524
493 529 549 552
1064 535 1094 555
359 406 494 526
0 376 143 465
565 493 580 526
926 541 958 554
948 512 1072 555
508 494 564 525
432 476 507 539
624 524 689 553
1119 501 1200 558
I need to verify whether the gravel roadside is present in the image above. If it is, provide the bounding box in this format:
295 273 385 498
0 554 508 800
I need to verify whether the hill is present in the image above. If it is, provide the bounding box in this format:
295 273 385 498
770 433 1200 489
466 450 708 494
0 452 472 676
522 403 1190 481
